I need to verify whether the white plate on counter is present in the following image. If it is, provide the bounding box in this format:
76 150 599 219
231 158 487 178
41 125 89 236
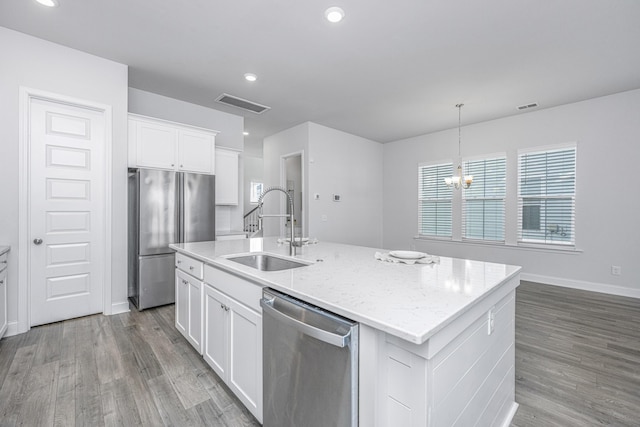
388 250 427 260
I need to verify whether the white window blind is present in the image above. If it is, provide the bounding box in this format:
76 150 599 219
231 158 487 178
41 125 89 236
462 156 506 241
418 162 453 237
518 146 576 245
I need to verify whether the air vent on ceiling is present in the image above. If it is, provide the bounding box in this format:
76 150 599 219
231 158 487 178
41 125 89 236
215 93 271 114
517 102 539 111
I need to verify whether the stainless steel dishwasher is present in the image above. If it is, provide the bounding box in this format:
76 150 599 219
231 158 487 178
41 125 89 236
260 288 359 427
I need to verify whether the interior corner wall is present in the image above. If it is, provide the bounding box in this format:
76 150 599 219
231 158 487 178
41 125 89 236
0 27 129 331
382 89 640 296
307 123 383 248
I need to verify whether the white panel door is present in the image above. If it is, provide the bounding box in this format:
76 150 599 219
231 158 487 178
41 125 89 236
29 98 105 326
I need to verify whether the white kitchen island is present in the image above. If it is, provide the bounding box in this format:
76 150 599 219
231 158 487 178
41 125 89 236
170 238 521 427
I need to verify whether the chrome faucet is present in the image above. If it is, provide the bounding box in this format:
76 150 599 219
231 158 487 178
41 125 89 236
258 186 296 256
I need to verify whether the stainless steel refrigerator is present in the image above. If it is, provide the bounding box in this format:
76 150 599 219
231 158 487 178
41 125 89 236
128 168 215 310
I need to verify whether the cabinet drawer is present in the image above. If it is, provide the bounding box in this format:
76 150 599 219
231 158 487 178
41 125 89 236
176 253 204 280
204 265 262 312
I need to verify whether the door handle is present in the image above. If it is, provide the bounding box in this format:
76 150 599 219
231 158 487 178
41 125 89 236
33 238 43 245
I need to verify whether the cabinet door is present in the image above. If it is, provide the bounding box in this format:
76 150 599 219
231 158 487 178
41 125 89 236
215 149 239 205
134 119 177 169
175 270 188 337
228 298 262 422
203 284 229 380
178 129 215 174
188 277 203 353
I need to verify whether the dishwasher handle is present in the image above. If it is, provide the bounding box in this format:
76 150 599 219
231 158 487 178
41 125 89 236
261 295 352 348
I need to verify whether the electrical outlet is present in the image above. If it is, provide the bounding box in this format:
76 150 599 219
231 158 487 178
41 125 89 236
611 265 622 276
487 308 495 335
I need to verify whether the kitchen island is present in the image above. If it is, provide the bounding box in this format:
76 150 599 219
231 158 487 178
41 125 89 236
170 238 521 426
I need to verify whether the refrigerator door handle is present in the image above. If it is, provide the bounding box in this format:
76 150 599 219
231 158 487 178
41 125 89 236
178 172 184 243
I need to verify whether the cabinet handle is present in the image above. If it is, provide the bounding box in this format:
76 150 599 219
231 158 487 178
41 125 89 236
180 164 184 168
224 306 229 312
171 163 175 167
177 260 182 264
189 266 194 271
182 279 188 285
33 238 43 245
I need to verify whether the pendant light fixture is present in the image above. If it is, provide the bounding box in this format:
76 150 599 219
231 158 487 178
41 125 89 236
444 103 473 190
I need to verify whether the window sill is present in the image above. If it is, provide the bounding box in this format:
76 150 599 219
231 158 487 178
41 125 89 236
413 235 583 254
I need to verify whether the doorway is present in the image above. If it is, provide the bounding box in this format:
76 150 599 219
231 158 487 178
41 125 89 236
281 152 305 238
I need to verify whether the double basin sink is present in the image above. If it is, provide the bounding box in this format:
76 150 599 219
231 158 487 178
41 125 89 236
225 253 310 272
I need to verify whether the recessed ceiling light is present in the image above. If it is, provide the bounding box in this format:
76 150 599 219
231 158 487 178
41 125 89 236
35 0 58 7
325 6 345 23
243 131 249 136
244 73 257 82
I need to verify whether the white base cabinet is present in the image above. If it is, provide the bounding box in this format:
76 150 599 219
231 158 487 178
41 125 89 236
203 266 263 423
175 253 204 353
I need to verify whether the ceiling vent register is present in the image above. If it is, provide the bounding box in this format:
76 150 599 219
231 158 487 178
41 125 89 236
215 93 271 114
517 102 539 111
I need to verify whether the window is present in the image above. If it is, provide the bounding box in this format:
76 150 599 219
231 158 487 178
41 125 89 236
462 156 506 241
518 145 576 245
418 162 453 237
249 181 263 204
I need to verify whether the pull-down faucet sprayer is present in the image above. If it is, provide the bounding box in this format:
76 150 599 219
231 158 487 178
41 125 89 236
257 186 296 256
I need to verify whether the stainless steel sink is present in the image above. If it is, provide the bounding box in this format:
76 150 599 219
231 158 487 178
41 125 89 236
226 253 310 271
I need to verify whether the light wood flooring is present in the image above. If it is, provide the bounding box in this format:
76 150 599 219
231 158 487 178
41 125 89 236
0 282 639 426
0 304 260 427
511 281 640 426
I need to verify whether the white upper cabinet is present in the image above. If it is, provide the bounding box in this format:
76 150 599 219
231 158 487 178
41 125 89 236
129 114 218 174
215 148 240 205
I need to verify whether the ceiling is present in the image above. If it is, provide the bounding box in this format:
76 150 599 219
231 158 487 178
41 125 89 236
2 0 640 151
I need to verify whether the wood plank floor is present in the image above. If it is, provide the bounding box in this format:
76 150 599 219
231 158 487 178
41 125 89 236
1 282 638 426
0 304 260 427
511 281 640 427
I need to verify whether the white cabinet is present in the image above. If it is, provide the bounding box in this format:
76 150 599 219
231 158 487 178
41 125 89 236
215 148 239 205
129 114 218 174
0 249 8 339
175 253 204 353
203 265 263 423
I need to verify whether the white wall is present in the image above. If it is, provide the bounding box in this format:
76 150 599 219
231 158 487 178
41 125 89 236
308 123 383 248
0 27 129 332
129 88 246 232
383 89 640 296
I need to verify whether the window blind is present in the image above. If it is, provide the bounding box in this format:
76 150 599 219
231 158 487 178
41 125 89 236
518 146 576 245
418 163 453 237
462 156 506 241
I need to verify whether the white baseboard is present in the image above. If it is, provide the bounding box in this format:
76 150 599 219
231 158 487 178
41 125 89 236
110 301 131 315
4 321 20 337
521 273 640 299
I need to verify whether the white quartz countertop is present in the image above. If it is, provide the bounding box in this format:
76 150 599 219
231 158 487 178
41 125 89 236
170 238 521 344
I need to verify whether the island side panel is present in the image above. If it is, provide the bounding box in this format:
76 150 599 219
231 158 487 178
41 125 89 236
371 275 519 427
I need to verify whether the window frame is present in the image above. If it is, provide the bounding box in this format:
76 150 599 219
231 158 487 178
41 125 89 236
418 161 453 239
517 143 577 247
461 154 507 243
